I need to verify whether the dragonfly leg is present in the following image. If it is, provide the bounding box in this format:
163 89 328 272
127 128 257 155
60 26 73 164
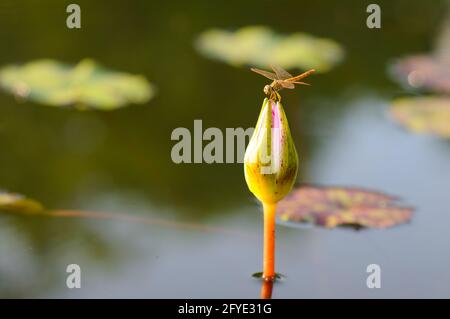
271 90 281 102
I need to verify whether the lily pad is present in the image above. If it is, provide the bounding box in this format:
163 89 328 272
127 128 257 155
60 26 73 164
0 192 44 214
195 26 344 73
252 272 284 280
277 186 412 229
390 55 450 94
0 59 155 110
390 97 450 138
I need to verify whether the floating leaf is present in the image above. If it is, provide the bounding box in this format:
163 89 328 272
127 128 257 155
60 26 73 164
195 26 344 73
277 186 412 229
390 55 450 94
390 97 450 138
0 192 44 214
252 272 284 280
0 59 155 110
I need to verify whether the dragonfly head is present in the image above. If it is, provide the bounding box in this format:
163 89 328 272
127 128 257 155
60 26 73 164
263 85 272 96
263 85 281 101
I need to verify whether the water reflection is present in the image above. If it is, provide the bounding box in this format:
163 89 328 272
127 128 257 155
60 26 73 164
260 280 273 299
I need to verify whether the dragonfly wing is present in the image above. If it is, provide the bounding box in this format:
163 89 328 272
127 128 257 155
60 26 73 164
280 81 295 89
292 81 310 86
270 64 293 80
251 68 277 80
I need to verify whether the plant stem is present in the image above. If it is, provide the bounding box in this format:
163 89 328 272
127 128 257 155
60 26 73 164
262 202 276 281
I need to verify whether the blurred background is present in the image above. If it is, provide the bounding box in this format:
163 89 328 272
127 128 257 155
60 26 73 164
0 0 449 298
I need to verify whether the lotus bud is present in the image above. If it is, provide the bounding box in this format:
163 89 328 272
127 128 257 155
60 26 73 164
244 98 298 204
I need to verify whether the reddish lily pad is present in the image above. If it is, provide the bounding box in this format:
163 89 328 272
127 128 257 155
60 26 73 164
277 186 413 229
390 97 450 138
390 55 450 94
0 192 44 214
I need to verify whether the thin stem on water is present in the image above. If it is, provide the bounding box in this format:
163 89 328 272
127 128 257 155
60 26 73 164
45 209 249 237
262 202 276 281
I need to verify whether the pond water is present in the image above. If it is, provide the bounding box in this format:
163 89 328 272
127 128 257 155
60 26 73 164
0 0 449 298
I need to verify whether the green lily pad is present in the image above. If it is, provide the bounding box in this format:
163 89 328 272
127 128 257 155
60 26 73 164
0 191 44 214
252 272 284 280
195 26 344 73
0 59 155 110
277 186 413 229
390 97 450 138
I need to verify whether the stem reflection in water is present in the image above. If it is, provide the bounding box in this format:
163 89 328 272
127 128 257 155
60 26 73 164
260 280 274 299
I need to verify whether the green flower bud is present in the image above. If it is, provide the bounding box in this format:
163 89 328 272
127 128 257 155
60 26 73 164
244 98 298 204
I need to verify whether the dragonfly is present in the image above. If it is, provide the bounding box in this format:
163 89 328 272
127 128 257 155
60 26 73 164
251 65 315 101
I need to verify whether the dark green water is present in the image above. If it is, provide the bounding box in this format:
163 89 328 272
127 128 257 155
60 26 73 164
0 0 449 298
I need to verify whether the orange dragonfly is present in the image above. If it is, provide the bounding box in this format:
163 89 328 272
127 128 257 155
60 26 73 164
251 65 315 101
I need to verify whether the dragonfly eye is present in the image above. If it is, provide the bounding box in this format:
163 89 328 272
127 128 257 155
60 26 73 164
263 85 271 95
